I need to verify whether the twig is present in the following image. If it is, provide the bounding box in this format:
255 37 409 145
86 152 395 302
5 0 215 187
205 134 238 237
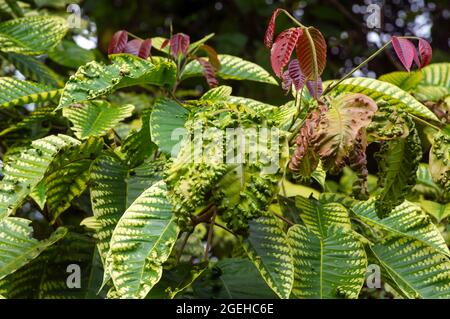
204 209 217 261
205 221 236 236
271 210 295 226
176 231 192 264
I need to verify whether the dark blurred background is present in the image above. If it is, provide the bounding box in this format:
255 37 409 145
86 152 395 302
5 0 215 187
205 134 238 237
79 0 450 104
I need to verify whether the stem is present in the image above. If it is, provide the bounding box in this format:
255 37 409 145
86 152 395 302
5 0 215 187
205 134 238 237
176 231 192 264
206 221 236 236
323 41 391 95
127 31 143 41
409 113 441 131
204 210 216 261
271 211 295 226
323 35 423 95
280 9 306 28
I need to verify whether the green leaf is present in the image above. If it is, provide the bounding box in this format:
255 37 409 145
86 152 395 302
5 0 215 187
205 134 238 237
329 77 439 121
415 63 450 101
43 137 103 223
0 217 67 280
182 54 277 85
414 163 445 199
429 132 450 190
0 105 54 137
0 16 67 55
119 108 157 167
150 97 189 156
370 237 450 298
241 213 294 299
378 71 423 91
58 54 177 108
62 100 134 139
148 262 208 299
0 77 61 108
420 200 450 223
295 196 352 233
375 127 422 217
90 153 164 260
48 40 96 69
5 53 63 87
0 232 105 299
200 85 232 101
0 134 80 219
288 224 367 299
105 181 180 298
352 199 450 256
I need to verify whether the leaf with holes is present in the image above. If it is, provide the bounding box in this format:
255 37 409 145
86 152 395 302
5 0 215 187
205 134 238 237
58 54 176 108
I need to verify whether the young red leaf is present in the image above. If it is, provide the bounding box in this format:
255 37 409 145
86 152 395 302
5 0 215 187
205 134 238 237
123 39 143 56
170 33 190 58
391 36 417 72
288 59 305 91
306 78 323 99
271 27 302 77
296 27 327 81
281 70 292 93
418 38 432 68
264 8 282 49
138 39 152 59
108 30 128 54
161 39 169 49
198 58 219 88
200 44 221 70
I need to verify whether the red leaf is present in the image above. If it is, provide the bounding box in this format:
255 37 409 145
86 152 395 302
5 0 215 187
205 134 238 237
306 78 323 99
123 39 143 56
391 36 417 72
271 27 302 77
198 58 219 88
170 33 190 57
138 39 152 59
418 38 432 68
288 59 305 91
281 70 292 93
108 30 128 54
161 39 169 49
264 8 282 49
296 27 327 81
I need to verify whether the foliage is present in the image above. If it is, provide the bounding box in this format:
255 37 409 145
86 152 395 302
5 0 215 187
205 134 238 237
0 4 449 300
